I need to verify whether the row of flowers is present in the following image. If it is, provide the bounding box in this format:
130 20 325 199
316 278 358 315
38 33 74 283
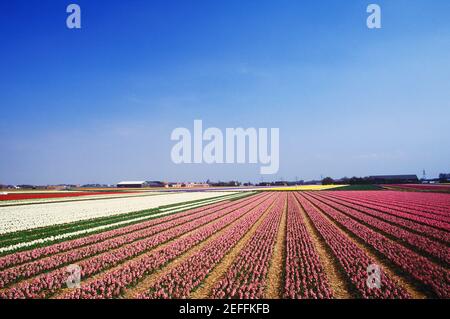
62 193 277 299
283 194 332 299
0 191 235 235
0 194 264 288
330 192 450 231
302 192 449 298
321 193 450 244
365 191 450 215
295 193 411 299
0 193 272 299
0 192 138 202
386 184 450 193
0 198 238 271
331 191 450 220
0 193 247 255
209 194 286 299
310 193 450 264
340 190 450 211
138 194 282 299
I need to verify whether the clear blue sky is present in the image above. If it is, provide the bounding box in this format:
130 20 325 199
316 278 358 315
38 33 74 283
1 0 449 184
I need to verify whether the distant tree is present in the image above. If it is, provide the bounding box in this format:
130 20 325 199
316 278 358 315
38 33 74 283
322 177 334 185
439 173 450 183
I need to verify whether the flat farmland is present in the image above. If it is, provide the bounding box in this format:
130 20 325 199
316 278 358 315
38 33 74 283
0 190 448 299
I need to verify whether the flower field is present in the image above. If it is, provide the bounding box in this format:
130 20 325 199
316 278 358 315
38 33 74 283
0 191 237 235
385 184 450 193
0 191 137 202
0 190 448 299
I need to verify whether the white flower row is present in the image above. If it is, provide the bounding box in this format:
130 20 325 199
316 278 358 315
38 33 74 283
0 191 166 206
0 192 243 254
0 191 236 235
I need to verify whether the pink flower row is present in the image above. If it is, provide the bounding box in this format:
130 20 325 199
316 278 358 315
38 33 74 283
210 194 286 299
386 184 450 195
330 192 450 231
369 193 450 215
0 194 264 288
322 193 450 244
310 193 450 264
295 193 411 299
302 192 449 298
0 193 271 299
346 190 450 211
64 193 277 299
283 194 332 299
0 198 234 271
332 191 450 220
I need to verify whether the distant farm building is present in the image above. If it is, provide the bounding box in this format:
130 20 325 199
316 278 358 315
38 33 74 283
116 181 169 188
146 181 168 188
368 175 419 184
117 181 147 188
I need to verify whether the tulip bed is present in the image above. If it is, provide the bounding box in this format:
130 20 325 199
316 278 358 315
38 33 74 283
209 194 286 299
0 193 272 298
0 190 448 299
295 193 410 299
301 192 450 298
0 191 237 235
354 191 450 215
331 192 450 223
386 184 450 193
0 193 267 288
0 192 133 201
320 192 450 244
0 197 235 270
309 193 450 264
64 193 277 299
326 193 450 232
283 194 332 299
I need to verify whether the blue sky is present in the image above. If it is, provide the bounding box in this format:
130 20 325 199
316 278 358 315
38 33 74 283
0 0 449 184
